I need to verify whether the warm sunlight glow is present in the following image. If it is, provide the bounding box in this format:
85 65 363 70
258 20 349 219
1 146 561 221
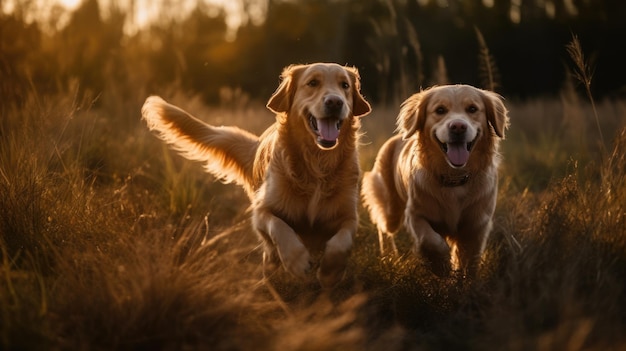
59 0 81 10
115 0 248 38
1 0 254 38
510 0 521 23
545 1 556 18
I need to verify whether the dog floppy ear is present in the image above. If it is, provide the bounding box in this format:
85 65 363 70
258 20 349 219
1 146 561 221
267 65 305 114
481 90 509 138
345 66 371 117
396 89 431 139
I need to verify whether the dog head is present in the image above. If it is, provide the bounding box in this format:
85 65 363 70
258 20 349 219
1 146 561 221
397 85 508 168
267 63 371 150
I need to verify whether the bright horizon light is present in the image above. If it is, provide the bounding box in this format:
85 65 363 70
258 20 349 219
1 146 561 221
58 0 251 39
1 0 253 39
58 0 82 10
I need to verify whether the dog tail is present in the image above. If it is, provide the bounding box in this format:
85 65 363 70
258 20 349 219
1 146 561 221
141 96 259 197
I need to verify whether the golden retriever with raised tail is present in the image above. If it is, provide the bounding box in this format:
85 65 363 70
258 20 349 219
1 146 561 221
141 63 371 288
361 85 508 277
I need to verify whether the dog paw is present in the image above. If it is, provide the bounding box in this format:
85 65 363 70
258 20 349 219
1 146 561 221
279 241 312 280
317 239 350 288
427 254 452 277
317 254 348 288
417 235 452 277
419 246 452 277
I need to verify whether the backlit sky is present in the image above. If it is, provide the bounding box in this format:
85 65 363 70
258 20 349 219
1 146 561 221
2 0 254 38
3 0 578 37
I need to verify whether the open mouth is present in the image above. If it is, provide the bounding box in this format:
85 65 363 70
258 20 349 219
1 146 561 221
436 135 477 168
309 114 343 149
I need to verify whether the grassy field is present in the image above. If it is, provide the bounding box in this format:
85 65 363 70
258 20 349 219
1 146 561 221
1 81 626 350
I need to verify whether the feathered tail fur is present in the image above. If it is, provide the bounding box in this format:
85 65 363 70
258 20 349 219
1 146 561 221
141 96 260 197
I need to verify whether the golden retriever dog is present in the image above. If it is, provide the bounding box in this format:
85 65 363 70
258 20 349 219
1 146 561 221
141 63 371 287
361 85 508 276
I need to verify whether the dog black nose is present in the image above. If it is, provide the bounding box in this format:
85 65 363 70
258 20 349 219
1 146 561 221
324 95 344 114
449 120 467 135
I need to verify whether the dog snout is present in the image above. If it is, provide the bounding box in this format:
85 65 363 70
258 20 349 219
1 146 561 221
324 95 344 115
448 120 468 135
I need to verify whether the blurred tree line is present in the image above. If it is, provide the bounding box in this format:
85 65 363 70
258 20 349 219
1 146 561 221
1 0 625 109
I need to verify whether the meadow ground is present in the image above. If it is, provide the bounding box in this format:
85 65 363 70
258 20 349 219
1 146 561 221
1 87 626 350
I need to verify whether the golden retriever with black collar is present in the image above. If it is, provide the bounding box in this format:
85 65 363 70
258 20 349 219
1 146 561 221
141 63 371 287
361 85 508 276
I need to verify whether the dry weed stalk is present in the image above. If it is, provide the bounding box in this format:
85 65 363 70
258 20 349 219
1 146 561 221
566 34 606 155
475 27 501 92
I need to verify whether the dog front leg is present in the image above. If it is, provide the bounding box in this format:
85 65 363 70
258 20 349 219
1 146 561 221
456 218 492 277
253 209 312 279
318 225 354 288
406 213 451 277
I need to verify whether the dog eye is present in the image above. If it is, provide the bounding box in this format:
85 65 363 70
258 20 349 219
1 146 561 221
435 106 447 115
307 79 319 87
341 82 350 89
467 105 478 113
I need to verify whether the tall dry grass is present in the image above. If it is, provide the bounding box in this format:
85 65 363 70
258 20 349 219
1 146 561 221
2 41 626 349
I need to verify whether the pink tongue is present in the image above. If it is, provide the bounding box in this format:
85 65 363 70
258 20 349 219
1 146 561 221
447 143 470 166
317 118 340 141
